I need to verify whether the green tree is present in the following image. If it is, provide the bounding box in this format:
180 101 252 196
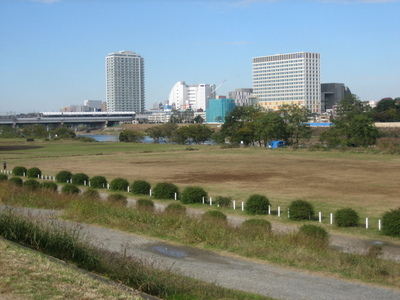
172 124 214 144
320 94 378 147
372 98 400 122
145 123 178 143
119 129 144 143
193 115 204 124
51 127 76 139
22 124 48 138
0 126 20 138
253 111 287 147
145 126 164 143
220 106 263 145
279 104 312 146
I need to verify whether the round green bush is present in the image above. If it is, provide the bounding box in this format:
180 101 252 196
27 167 42 178
298 224 328 240
242 218 272 231
107 193 127 206
40 181 58 192
202 210 227 222
0 174 8 181
23 179 40 190
61 183 80 194
55 170 72 183
215 195 232 208
130 180 151 195
136 198 155 211
109 178 129 191
82 188 100 199
9 177 23 186
153 182 179 200
382 207 400 237
164 203 187 215
90 176 107 188
288 199 315 221
334 208 359 227
71 173 89 185
180 186 207 204
298 224 329 249
12 166 27 176
245 194 270 215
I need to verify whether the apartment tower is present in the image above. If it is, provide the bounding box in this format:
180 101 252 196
252 52 321 113
106 50 145 112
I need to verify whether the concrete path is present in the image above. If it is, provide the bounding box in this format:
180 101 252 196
3 206 400 300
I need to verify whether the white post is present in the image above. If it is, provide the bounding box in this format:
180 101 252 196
23 172 25 177
149 189 152 196
202 196 205 204
174 192 177 200
107 183 110 189
288 208 290 218
330 213 333 225
319 212 322 223
233 200 236 210
241 201 244 211
378 219 381 231
38 174 40 179
127 186 130 193
268 205 271 215
84 180 87 186
278 206 281 217
209 197 212 206
88 181 91 186
366 218 369 229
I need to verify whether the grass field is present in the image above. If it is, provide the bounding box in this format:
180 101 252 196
0 238 142 300
1 138 399 223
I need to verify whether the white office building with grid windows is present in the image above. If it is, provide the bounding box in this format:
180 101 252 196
252 52 321 113
106 50 145 112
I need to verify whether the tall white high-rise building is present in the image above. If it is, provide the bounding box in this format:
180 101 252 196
168 81 215 111
106 50 145 112
252 52 321 113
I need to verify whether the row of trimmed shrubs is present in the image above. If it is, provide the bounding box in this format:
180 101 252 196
5 166 400 237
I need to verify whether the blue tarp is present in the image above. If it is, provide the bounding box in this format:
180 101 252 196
268 140 286 149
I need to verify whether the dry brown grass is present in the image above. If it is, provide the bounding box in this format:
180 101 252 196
7 145 398 219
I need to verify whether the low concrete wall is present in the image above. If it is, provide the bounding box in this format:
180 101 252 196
375 122 400 128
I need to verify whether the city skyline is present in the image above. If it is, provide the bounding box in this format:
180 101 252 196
1 0 399 114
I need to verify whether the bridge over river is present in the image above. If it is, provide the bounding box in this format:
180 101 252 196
0 112 136 129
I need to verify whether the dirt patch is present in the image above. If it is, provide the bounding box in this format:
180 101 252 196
0 146 43 151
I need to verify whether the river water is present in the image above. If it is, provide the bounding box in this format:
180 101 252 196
81 134 156 143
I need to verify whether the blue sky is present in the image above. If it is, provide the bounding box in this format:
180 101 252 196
1 0 399 113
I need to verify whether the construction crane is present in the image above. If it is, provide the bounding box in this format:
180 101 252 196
208 79 227 99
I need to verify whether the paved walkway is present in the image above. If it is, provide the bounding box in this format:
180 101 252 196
3 206 400 300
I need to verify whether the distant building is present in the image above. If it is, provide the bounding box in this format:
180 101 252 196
321 83 351 112
252 52 321 113
106 50 145 112
83 100 103 111
206 98 236 123
168 81 215 111
228 88 253 106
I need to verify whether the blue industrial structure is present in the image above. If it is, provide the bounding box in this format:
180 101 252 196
206 98 236 123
